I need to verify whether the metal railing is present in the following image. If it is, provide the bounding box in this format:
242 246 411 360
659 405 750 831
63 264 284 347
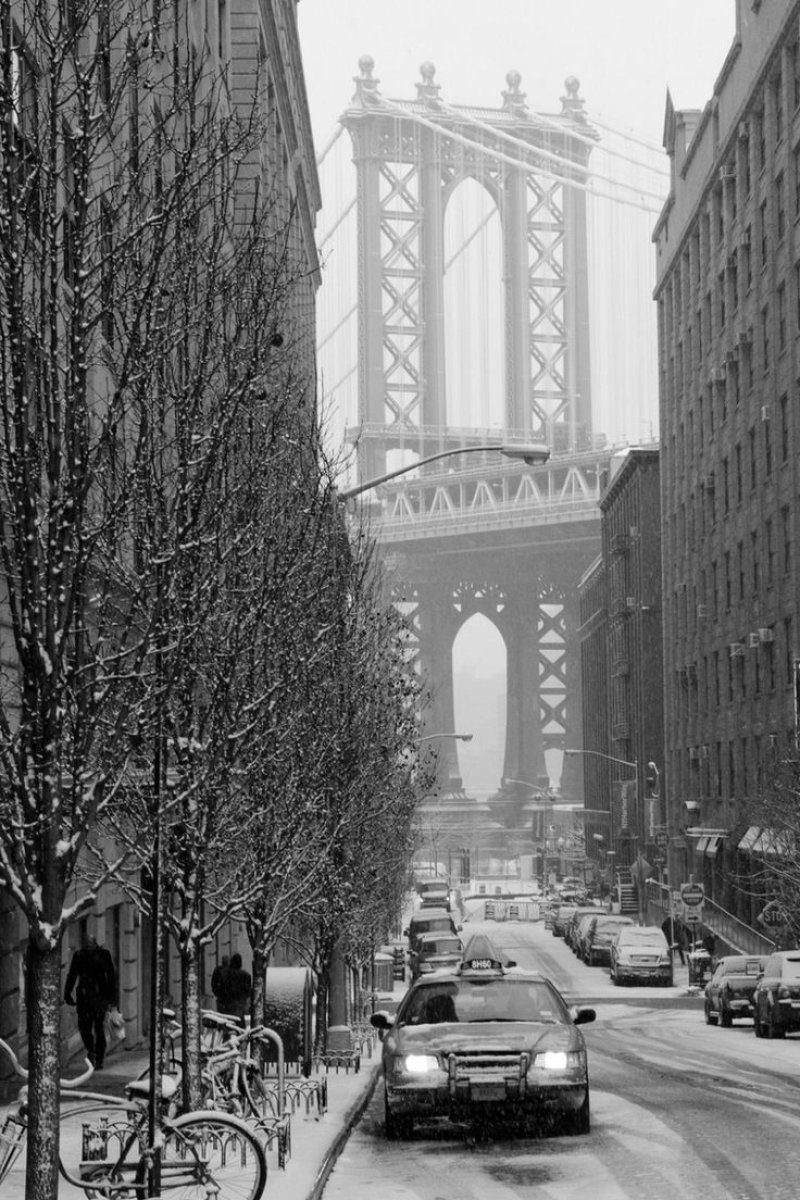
644 880 775 955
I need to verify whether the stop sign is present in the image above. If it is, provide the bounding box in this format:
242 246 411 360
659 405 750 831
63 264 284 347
680 882 705 907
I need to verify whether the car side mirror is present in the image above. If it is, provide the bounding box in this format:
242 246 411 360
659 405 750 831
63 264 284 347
570 1007 596 1026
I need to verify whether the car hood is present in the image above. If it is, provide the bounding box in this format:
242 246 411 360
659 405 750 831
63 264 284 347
389 1022 581 1055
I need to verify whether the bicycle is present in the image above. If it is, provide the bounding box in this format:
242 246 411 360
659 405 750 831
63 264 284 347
0 1038 267 1199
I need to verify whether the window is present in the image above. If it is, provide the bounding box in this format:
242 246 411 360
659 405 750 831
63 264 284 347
794 144 800 215
782 505 792 574
764 412 773 475
780 393 789 462
760 199 768 265
100 200 114 345
749 427 757 490
718 271 726 329
735 443 743 504
725 550 732 609
752 529 760 593
737 539 746 600
723 456 729 513
778 173 786 240
744 230 752 289
775 70 785 143
761 305 770 370
778 282 787 350
97 0 112 106
766 518 775 584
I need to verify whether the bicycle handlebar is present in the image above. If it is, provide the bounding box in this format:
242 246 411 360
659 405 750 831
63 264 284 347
0 1037 94 1087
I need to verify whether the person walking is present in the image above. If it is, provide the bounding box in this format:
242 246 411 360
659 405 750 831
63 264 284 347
211 955 230 1008
64 931 117 1069
661 915 686 965
215 952 252 1022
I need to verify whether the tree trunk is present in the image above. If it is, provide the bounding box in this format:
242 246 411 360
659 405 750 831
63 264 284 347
314 967 329 1055
181 941 204 1112
251 944 267 1027
25 940 63 1200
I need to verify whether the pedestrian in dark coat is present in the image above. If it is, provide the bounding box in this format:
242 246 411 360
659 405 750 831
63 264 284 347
211 956 230 1007
215 952 252 1022
661 916 686 965
64 933 117 1068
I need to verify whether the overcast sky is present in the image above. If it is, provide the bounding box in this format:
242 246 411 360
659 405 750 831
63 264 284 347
298 0 736 154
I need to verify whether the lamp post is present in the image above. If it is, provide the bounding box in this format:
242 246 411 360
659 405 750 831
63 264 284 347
415 733 474 744
563 748 640 918
337 443 550 502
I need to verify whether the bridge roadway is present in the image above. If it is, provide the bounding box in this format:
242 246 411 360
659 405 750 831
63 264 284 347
359 445 615 551
322 918 800 1200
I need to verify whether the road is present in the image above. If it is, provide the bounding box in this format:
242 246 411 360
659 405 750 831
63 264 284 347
322 918 800 1200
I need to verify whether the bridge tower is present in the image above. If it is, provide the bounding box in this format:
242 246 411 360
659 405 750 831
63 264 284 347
341 60 601 828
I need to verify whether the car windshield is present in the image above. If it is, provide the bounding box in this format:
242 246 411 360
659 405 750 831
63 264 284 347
619 931 665 945
421 938 461 955
595 919 629 935
782 956 800 979
723 957 763 975
400 979 569 1025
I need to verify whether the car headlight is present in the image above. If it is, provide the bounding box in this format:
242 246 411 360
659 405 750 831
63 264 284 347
403 1054 439 1074
531 1050 585 1071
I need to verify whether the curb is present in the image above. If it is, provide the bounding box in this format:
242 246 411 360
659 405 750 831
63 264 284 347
307 1062 382 1200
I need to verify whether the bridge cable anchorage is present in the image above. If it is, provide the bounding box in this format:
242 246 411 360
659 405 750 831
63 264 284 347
427 96 668 206
372 96 663 215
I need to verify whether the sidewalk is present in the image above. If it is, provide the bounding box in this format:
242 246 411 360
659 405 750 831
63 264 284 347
1 1037 382 1200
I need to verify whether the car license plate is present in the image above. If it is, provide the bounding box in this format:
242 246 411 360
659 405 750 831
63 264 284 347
632 956 656 964
471 1081 507 1101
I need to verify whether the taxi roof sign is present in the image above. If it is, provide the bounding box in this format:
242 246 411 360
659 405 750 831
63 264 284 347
459 933 506 973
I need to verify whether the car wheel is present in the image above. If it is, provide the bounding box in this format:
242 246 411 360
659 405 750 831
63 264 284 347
720 1002 732 1028
562 1091 591 1136
384 1092 413 1140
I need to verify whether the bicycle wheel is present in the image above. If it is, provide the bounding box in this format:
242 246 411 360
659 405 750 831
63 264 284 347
163 1110 267 1200
239 1063 278 1120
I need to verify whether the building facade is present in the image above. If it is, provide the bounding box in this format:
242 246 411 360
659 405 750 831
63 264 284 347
654 0 800 924
0 0 320 1087
576 448 664 893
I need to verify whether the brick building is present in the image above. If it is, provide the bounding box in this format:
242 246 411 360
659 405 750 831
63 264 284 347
576 448 664 893
654 0 800 923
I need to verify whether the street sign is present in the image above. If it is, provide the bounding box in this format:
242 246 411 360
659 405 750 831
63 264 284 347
758 901 790 930
680 882 705 908
682 905 702 925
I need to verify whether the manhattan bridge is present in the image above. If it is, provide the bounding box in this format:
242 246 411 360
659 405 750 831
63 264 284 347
315 58 668 854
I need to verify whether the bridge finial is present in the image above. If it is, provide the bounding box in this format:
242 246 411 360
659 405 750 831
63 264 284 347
502 70 528 118
416 61 441 106
561 75 587 121
352 56 381 106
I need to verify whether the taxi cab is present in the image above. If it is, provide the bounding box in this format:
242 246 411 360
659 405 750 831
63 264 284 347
370 934 595 1139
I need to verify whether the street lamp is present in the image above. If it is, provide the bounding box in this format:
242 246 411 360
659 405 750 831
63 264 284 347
337 443 550 502
415 733 474 744
563 748 640 916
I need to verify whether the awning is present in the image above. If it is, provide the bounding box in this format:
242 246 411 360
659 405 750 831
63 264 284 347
694 835 709 854
738 825 761 851
706 834 723 858
753 828 792 857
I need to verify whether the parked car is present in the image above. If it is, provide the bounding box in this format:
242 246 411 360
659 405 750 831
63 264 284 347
405 909 461 956
704 955 768 1026
610 926 672 986
371 933 595 1139
572 914 599 960
582 915 635 966
753 950 800 1038
565 906 602 952
551 904 578 938
417 879 451 910
409 932 464 980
